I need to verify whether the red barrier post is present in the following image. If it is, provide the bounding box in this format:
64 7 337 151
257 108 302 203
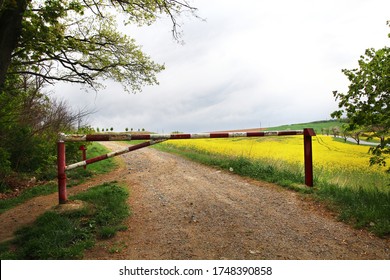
303 128 316 187
57 141 67 204
79 145 87 169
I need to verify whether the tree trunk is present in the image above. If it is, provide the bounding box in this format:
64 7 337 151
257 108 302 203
380 136 385 148
0 0 28 87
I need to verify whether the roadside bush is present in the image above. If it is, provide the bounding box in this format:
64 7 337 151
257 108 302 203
0 147 11 181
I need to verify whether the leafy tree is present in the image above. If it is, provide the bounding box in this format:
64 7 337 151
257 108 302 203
350 128 363 145
339 124 350 143
331 127 340 137
331 47 390 140
0 72 88 184
0 0 197 189
332 23 390 171
0 0 197 90
323 128 330 136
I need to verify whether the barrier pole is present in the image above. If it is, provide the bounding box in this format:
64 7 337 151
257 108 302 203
60 130 304 142
303 128 315 187
57 141 67 204
79 145 87 169
66 140 166 171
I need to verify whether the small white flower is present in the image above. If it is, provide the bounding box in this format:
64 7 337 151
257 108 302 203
229 167 234 172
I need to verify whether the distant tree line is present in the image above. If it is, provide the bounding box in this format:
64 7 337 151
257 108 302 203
321 123 377 146
95 128 147 132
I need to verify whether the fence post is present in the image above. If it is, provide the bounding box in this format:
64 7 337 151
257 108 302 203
303 128 315 187
57 140 67 204
79 145 87 169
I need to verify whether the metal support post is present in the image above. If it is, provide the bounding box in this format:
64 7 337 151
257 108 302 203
303 128 315 187
57 141 67 204
79 145 87 169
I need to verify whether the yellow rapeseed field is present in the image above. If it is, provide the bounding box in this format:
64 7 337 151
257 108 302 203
166 135 383 173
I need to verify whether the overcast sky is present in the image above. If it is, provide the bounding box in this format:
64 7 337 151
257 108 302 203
53 0 390 133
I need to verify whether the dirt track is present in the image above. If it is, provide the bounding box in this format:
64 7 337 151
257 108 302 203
0 142 389 259
85 142 389 259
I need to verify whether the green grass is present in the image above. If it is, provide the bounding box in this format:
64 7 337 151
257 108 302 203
314 165 389 193
0 183 58 214
66 142 118 185
0 181 130 259
156 143 390 237
0 142 117 214
316 184 390 237
266 120 344 133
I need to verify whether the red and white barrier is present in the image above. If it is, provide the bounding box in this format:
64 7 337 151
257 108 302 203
66 140 166 171
57 129 316 204
59 130 304 142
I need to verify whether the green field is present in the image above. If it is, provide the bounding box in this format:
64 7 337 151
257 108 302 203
266 120 344 132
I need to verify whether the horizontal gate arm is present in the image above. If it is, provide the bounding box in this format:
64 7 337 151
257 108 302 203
65 140 166 171
59 130 305 142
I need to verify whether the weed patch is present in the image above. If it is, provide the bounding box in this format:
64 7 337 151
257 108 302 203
0 182 130 259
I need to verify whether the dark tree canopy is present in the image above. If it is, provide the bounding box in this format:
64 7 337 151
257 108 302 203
0 0 196 91
332 47 390 136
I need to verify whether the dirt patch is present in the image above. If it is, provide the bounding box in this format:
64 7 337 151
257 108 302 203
0 141 389 259
53 200 89 214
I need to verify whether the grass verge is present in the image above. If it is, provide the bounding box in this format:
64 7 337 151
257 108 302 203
156 143 390 237
0 142 117 214
0 181 129 259
316 184 390 237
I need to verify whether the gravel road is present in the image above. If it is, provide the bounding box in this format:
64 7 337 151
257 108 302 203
83 142 389 260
